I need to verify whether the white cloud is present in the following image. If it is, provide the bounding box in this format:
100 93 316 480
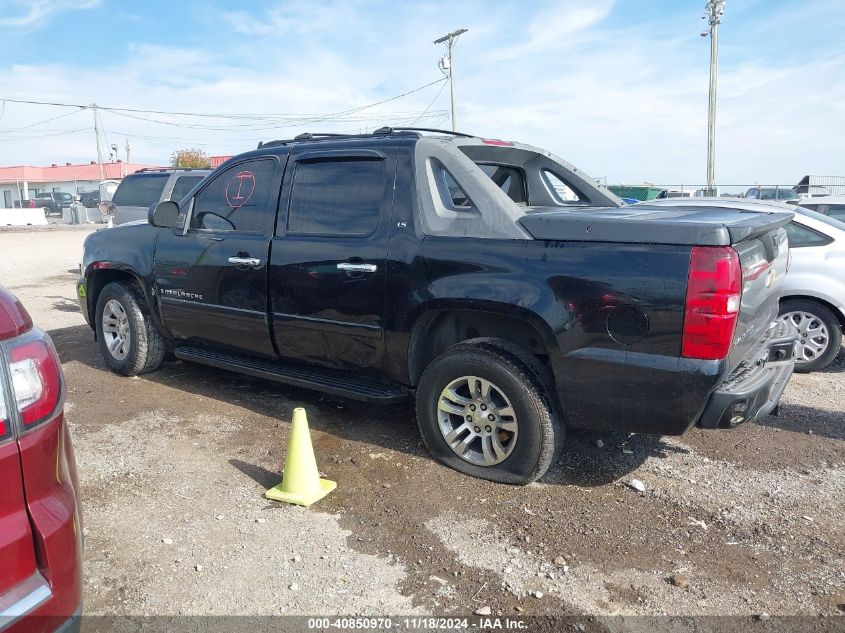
0 0 843 188
0 0 101 28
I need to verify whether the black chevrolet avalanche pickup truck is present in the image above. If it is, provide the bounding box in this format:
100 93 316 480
77 127 797 483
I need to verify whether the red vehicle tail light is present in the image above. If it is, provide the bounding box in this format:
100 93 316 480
0 385 9 441
682 246 741 360
8 338 62 428
0 287 33 340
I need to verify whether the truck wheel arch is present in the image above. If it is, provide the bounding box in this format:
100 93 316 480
86 268 164 337
407 307 559 386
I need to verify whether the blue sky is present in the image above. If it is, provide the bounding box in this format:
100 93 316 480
1 0 843 186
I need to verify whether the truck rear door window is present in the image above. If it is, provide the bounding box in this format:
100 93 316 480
286 158 383 237
112 173 169 207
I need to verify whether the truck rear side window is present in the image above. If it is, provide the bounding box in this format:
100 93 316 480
287 158 383 237
112 173 169 207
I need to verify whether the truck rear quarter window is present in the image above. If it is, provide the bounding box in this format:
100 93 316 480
286 158 383 237
190 159 276 233
112 173 169 207
477 164 527 205
542 169 581 203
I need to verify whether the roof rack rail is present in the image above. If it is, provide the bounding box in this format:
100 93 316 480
256 126 473 149
378 126 475 138
135 167 208 173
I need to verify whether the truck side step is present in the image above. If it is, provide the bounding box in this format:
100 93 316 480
174 346 410 404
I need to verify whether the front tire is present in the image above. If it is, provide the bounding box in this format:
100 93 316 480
779 299 843 373
416 339 564 484
95 281 165 376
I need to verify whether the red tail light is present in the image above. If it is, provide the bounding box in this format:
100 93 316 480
0 380 9 442
0 287 33 340
8 338 62 428
682 246 741 360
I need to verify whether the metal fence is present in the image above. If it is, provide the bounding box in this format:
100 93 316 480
607 180 845 202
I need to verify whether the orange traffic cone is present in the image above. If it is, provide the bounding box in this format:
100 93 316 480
265 408 336 507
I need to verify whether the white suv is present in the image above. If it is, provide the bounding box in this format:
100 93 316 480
645 197 845 372
797 195 845 223
107 168 211 225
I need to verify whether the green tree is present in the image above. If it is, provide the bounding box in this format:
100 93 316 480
170 148 210 169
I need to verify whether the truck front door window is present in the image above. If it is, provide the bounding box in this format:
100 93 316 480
190 160 275 233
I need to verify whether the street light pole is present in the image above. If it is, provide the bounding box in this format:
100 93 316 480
703 1 725 195
434 28 468 132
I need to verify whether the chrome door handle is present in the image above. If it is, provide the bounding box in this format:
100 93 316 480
228 256 262 267
337 262 377 273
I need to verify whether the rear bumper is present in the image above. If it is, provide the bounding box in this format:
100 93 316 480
697 321 797 428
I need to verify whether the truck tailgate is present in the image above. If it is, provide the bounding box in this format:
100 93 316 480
727 225 790 373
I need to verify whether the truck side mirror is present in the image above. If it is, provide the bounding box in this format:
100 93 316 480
149 201 180 228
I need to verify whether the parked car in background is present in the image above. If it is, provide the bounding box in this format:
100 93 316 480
105 168 211 225
744 186 798 202
33 193 73 217
79 180 120 210
78 128 796 484
0 287 82 633
646 197 845 372
11 193 72 216
797 196 845 223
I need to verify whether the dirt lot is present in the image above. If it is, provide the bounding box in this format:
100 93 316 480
1 225 844 622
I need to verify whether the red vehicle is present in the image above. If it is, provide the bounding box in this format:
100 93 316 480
0 287 81 633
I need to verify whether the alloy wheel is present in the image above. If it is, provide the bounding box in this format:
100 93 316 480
781 310 829 364
436 375 518 466
101 299 131 361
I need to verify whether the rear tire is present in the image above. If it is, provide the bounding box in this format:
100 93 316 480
779 299 842 373
95 281 165 376
416 339 564 484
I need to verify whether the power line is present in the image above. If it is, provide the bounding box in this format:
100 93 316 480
0 108 83 134
0 78 448 121
410 79 448 125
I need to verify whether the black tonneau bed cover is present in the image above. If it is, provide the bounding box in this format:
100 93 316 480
519 205 793 246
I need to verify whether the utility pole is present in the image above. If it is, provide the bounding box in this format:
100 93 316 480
92 104 105 180
125 138 131 164
434 28 468 132
702 1 725 196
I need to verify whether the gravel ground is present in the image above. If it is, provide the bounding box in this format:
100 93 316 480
1 225 843 624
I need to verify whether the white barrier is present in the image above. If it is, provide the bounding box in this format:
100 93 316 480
0 208 49 226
